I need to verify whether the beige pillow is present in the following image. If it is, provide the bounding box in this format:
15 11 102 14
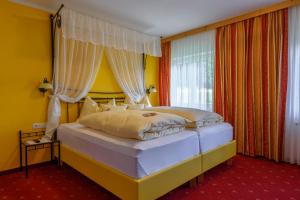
79 96 99 119
127 104 145 110
124 94 136 105
101 99 117 111
109 105 127 112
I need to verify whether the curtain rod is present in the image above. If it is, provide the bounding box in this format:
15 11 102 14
50 4 64 83
52 4 64 20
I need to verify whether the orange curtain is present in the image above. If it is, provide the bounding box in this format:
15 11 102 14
214 9 288 161
159 42 171 106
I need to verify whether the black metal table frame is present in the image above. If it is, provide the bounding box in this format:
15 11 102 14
19 130 61 178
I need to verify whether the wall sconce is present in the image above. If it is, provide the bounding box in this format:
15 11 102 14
146 85 157 95
39 78 53 94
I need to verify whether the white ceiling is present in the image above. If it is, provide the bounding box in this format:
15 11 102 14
11 0 282 37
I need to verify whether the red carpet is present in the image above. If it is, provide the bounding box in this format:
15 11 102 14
0 155 299 200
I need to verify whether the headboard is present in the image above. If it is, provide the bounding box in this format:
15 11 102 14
65 91 125 123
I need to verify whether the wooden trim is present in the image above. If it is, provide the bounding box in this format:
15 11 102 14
161 0 300 42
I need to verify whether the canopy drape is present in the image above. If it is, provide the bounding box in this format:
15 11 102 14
105 48 145 102
45 29 104 138
62 8 161 57
46 7 160 137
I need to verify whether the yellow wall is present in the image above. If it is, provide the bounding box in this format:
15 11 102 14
0 1 51 171
145 55 159 106
0 1 159 172
91 55 122 92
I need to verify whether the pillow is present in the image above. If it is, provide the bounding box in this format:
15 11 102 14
109 98 116 106
101 98 128 112
124 94 136 105
139 95 152 107
79 96 99 119
101 99 117 111
109 105 127 112
127 104 145 110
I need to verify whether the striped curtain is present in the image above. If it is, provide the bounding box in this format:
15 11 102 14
214 9 288 161
159 42 171 106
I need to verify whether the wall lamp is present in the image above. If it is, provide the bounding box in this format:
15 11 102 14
146 85 157 95
39 78 53 94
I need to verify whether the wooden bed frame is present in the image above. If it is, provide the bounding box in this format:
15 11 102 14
59 92 237 200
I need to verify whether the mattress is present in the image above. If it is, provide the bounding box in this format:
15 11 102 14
57 123 200 179
192 122 233 153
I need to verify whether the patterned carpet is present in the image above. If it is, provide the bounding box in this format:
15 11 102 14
0 155 299 200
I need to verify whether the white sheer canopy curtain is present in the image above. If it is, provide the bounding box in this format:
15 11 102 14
61 8 161 57
46 7 161 138
284 5 300 165
106 48 145 102
170 30 216 111
45 29 104 139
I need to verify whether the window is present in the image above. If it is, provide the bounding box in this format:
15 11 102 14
170 30 215 111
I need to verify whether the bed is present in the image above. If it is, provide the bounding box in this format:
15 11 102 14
58 123 200 179
192 122 234 172
57 92 236 200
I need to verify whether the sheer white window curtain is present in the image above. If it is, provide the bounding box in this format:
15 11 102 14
170 30 216 111
284 5 300 165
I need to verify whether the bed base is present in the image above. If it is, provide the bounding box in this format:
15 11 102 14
60 140 236 200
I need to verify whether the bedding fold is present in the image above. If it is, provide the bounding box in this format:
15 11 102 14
79 110 189 140
145 106 224 128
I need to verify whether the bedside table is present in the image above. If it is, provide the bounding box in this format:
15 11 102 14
19 130 61 178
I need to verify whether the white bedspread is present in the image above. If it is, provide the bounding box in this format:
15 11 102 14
57 123 200 179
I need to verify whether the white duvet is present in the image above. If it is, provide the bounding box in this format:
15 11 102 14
145 106 224 128
79 110 189 140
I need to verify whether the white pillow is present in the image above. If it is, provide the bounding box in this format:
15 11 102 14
109 105 127 112
127 104 145 110
124 94 135 105
101 99 117 111
139 95 152 107
79 96 99 119
109 98 116 106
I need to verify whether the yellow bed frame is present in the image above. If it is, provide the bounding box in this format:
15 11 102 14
60 140 236 200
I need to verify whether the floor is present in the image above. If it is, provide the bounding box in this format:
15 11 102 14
0 155 299 200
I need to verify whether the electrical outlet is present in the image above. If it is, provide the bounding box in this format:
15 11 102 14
32 122 46 129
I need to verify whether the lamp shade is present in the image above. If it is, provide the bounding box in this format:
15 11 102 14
39 78 53 93
39 82 53 90
149 86 157 93
146 85 157 94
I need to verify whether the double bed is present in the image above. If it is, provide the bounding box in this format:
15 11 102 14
56 93 236 200
58 123 200 179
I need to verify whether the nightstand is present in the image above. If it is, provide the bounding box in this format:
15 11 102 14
19 130 60 178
